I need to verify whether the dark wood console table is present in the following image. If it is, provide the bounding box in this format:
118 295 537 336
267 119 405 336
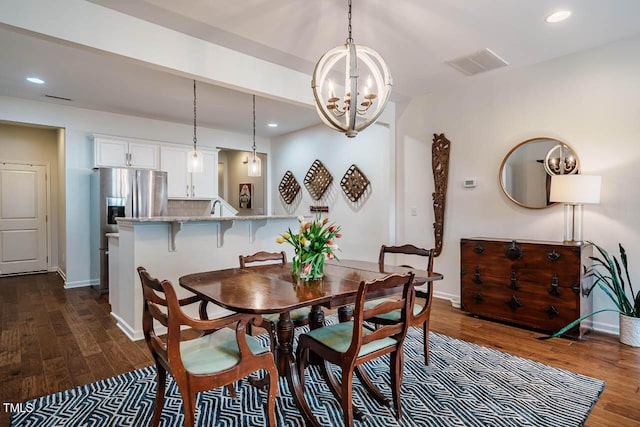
460 237 593 338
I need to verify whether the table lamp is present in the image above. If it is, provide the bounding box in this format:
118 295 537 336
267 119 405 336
549 175 601 245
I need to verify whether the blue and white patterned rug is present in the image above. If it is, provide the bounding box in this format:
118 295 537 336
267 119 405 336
12 326 604 426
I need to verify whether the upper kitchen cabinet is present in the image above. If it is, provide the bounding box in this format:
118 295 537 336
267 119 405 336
161 145 218 199
94 135 159 169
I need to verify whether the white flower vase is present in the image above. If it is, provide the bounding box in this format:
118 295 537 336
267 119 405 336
619 314 640 347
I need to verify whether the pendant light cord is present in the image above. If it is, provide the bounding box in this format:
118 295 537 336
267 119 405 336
346 0 353 43
193 80 197 150
252 95 256 158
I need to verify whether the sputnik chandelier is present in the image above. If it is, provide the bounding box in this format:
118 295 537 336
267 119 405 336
311 0 392 138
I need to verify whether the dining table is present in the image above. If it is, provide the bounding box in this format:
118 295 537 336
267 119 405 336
179 259 443 426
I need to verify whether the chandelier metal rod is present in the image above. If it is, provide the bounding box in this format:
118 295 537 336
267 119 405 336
346 0 353 43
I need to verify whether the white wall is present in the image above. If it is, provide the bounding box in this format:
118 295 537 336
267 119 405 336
0 96 270 285
272 123 393 263
397 35 640 333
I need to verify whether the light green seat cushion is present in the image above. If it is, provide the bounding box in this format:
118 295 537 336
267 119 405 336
264 307 310 323
305 321 397 356
364 298 424 321
180 327 270 375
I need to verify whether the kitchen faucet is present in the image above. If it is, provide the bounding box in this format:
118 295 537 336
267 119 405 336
210 199 221 216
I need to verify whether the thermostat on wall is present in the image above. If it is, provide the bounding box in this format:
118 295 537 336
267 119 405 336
463 178 477 188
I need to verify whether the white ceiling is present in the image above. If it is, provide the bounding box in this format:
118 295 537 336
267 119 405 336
3 0 640 138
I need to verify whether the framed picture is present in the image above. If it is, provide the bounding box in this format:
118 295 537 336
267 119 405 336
239 183 252 209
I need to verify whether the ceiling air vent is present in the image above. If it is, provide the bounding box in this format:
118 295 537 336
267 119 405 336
445 48 509 76
44 94 73 101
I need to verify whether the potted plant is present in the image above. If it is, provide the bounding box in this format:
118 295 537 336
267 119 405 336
548 242 640 346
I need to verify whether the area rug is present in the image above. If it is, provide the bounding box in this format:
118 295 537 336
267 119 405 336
11 326 604 426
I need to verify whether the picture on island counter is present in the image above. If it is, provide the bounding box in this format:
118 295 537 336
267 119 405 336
239 183 252 209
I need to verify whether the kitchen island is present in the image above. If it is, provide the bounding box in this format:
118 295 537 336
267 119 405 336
110 215 299 340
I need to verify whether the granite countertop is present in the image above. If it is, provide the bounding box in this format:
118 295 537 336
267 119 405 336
116 214 298 223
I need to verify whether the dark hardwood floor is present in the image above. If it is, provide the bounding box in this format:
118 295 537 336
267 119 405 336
1 272 639 426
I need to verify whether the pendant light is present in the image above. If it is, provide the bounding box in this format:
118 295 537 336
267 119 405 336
248 94 261 177
187 80 203 173
311 0 392 138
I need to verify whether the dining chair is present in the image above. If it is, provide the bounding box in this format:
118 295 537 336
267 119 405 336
137 267 278 427
239 251 311 350
372 244 435 365
296 272 415 427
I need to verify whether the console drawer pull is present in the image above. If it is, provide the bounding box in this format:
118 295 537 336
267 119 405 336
548 274 561 297
473 266 482 284
547 250 561 261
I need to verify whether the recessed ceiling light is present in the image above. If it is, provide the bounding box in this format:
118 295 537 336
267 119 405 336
267 123 278 128
545 10 572 23
26 77 45 84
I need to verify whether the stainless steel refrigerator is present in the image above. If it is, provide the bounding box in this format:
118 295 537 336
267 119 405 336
90 168 168 293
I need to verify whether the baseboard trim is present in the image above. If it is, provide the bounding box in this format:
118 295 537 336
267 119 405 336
433 291 461 308
592 320 619 335
111 312 145 341
55 267 67 282
64 278 99 289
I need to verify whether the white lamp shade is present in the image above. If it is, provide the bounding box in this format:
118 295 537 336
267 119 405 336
550 175 601 204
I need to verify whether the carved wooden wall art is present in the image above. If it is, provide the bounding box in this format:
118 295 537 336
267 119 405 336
432 133 451 257
340 164 370 203
278 170 301 205
304 160 333 200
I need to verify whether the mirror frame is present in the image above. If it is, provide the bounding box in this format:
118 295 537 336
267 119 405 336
499 137 579 209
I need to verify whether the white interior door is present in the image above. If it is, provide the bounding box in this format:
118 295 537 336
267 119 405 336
0 163 48 275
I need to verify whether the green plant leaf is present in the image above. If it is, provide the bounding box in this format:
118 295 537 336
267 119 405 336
540 308 617 339
619 244 637 305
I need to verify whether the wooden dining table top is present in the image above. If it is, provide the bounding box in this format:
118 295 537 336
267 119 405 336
179 259 443 315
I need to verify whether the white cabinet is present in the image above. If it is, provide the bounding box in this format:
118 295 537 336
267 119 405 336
161 146 218 199
191 151 218 199
94 136 159 169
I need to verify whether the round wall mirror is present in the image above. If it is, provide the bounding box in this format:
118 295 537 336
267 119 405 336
499 137 580 209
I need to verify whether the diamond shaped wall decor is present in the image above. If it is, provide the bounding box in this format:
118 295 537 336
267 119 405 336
278 171 301 205
340 164 370 203
304 160 333 200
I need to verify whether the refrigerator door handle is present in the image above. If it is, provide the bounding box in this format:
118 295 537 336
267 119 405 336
132 177 138 217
